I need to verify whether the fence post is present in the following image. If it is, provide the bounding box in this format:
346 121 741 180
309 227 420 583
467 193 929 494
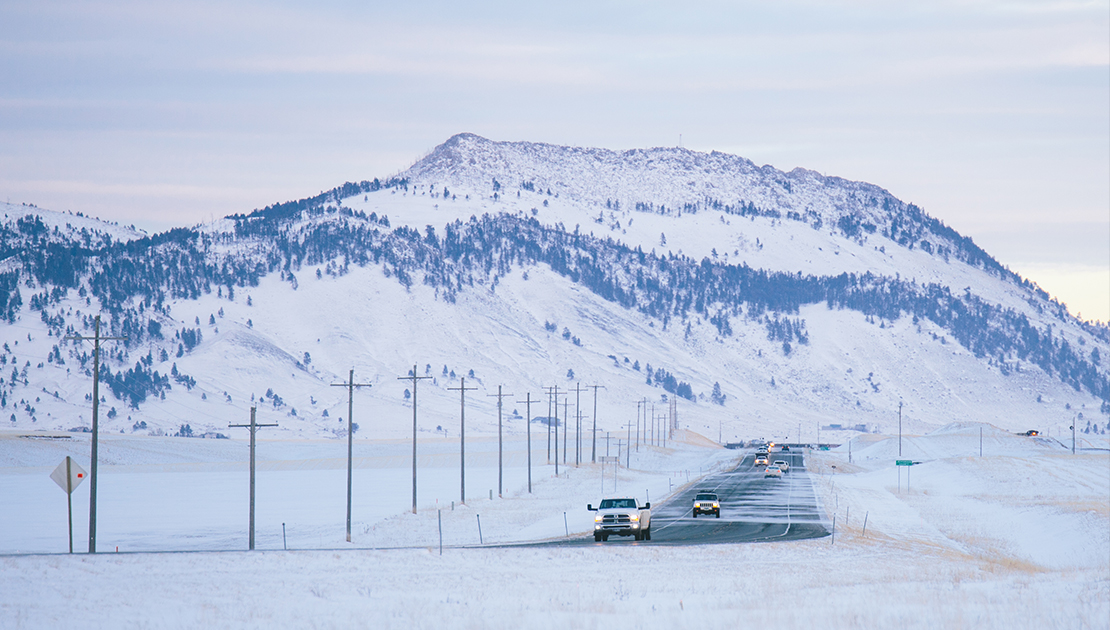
564 511 569 537
477 514 483 545
439 510 443 555
862 511 869 537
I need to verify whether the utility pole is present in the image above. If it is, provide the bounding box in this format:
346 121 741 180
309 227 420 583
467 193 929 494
650 403 655 446
398 365 431 514
487 385 512 497
545 385 557 462
635 400 642 451
898 401 903 457
330 369 371 543
666 398 675 447
562 397 570 466
66 315 126 554
545 386 566 475
626 419 631 467
448 377 477 503
1065 412 1074 452
229 407 278 550
588 385 604 463
572 382 585 467
517 393 537 493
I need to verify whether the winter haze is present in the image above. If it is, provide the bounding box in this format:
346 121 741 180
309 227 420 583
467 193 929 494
1 2 1108 628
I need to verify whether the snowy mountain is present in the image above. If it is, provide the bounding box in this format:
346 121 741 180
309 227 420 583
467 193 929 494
0 135 1107 445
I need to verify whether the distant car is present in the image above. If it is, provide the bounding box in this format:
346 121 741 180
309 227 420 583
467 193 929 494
692 492 720 518
773 459 789 473
781 445 790 452
764 465 783 478
1022 430 1039 437
754 455 769 466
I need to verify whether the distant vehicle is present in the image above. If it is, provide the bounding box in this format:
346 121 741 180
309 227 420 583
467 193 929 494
773 459 789 473
754 454 769 466
764 465 783 478
692 492 720 518
588 498 652 541
781 445 790 452
1022 430 1040 437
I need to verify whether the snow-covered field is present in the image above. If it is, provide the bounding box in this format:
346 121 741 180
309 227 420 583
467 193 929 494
1 425 1106 628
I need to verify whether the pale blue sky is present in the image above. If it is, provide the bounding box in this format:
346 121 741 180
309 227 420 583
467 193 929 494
1 0 1107 319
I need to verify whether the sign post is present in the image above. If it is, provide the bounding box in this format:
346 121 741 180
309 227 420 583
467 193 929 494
50 456 87 553
896 460 918 492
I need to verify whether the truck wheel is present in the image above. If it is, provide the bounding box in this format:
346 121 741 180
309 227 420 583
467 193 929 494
692 512 697 518
645 528 651 541
715 512 720 518
634 531 642 541
594 533 603 542
602 534 608 542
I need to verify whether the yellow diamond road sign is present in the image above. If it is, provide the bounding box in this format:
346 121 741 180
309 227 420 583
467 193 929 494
50 456 87 494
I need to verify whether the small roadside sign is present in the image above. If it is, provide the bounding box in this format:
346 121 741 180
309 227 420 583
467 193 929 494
50 456 86 553
599 456 619 463
51 456 87 494
896 460 913 466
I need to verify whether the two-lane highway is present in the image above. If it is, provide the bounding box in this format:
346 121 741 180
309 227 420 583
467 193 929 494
553 449 828 546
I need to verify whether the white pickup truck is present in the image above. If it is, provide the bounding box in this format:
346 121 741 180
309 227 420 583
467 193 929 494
587 497 652 542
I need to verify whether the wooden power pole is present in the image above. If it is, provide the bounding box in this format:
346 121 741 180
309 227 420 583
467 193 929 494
398 365 431 514
330 369 371 542
487 385 512 497
448 377 477 503
517 392 537 493
66 315 125 554
229 407 278 550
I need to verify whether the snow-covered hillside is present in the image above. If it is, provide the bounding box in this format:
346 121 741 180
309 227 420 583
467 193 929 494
0 135 1106 444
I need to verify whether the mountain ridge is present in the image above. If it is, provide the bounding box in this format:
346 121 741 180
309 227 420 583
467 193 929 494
0 135 1106 442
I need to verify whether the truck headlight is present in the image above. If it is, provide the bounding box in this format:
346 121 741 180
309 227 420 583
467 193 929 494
629 514 639 521
693 503 701 508
594 515 602 522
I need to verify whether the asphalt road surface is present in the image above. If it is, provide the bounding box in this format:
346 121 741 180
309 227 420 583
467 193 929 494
553 449 829 546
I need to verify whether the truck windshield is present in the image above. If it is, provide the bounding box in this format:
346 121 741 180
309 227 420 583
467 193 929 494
695 494 716 501
599 499 637 509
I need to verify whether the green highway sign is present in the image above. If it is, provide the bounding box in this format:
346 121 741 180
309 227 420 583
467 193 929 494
896 460 913 466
